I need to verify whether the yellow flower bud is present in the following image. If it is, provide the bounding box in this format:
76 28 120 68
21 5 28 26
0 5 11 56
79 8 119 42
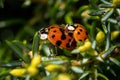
27 66 38 76
111 31 119 41
10 68 26 77
78 46 86 52
78 41 92 52
81 10 90 19
96 31 105 44
31 55 41 67
113 0 120 6
58 74 71 80
45 64 62 72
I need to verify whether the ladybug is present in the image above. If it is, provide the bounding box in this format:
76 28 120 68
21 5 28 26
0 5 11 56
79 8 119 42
39 25 76 51
65 24 88 42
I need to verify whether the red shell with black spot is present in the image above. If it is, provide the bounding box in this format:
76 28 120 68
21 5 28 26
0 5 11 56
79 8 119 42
73 24 88 42
39 25 76 51
66 24 89 42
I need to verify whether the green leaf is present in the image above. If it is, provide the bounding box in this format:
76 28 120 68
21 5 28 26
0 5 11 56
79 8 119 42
22 0 31 7
89 0 99 10
79 71 91 80
98 73 109 80
105 23 111 51
108 18 117 24
5 40 26 62
100 0 111 5
109 57 120 67
102 9 114 21
41 56 68 65
116 9 120 15
32 32 40 55
0 62 22 68
101 45 117 59
90 22 96 41
71 49 80 54
76 5 89 15
100 4 113 8
90 10 106 16
65 12 73 24
71 66 83 73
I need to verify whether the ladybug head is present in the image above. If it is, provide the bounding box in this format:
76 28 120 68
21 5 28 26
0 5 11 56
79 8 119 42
38 28 48 40
65 24 77 31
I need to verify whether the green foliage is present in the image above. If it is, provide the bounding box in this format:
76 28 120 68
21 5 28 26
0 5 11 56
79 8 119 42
0 0 120 80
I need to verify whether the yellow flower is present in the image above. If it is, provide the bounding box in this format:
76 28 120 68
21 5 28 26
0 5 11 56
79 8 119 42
45 64 62 72
96 31 105 44
31 54 41 67
81 10 90 19
27 66 38 76
58 74 71 80
10 68 26 77
78 40 92 52
111 31 119 41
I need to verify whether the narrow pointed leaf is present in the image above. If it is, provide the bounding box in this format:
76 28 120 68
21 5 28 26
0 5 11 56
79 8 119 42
0 62 22 68
71 66 83 73
102 9 114 21
102 46 117 58
32 32 40 55
79 71 91 80
109 57 120 67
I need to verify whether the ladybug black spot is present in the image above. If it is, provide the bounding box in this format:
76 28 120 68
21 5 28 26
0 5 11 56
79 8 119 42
79 39 82 42
51 34 55 38
69 39 71 42
61 34 66 40
56 40 62 46
77 32 80 35
79 29 83 32
59 28 66 40
53 30 57 32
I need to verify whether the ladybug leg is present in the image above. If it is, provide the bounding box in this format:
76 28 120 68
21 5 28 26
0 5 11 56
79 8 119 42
55 46 58 56
48 43 54 56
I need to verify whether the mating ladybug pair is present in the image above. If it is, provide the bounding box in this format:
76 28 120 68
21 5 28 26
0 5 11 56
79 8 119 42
38 24 88 51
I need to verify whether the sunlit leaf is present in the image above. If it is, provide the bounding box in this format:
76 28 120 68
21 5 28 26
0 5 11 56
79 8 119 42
41 56 68 65
102 9 114 21
102 45 117 58
109 57 120 67
71 66 83 73
79 71 91 80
